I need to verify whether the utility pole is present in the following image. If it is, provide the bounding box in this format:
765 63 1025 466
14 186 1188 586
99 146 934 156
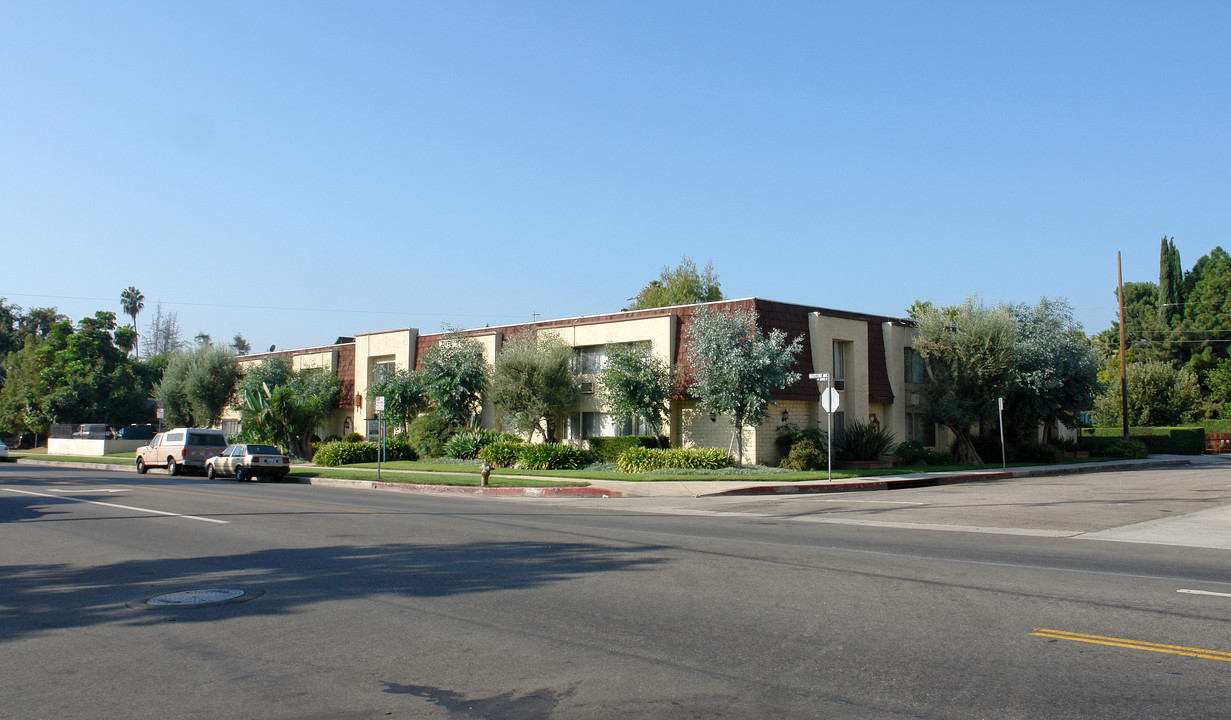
1118 252 1129 439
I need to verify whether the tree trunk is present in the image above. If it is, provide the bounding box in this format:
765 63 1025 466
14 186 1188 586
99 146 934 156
952 430 983 465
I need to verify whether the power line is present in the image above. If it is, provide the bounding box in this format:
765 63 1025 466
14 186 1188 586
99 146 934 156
0 292 529 320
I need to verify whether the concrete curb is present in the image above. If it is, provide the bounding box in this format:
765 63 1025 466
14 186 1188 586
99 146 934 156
8 457 621 498
305 476 622 498
695 459 1193 497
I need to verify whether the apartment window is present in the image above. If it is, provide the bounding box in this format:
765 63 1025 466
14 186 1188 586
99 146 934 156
905 412 937 446
904 347 928 385
832 341 849 391
370 357 396 383
572 345 606 375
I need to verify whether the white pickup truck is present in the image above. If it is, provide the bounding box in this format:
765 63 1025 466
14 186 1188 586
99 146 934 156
135 428 227 476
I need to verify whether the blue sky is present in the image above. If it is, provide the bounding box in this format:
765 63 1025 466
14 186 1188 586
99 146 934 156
3 1 1229 352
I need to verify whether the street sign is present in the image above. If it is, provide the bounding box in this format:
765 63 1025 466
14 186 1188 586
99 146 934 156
820 387 840 413
809 373 829 381
374 396 385 412
156 408 164 419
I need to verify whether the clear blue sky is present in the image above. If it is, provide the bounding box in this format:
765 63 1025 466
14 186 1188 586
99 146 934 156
3 1 1228 352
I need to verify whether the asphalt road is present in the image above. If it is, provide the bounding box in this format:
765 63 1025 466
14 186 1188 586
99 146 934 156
2 462 1230 719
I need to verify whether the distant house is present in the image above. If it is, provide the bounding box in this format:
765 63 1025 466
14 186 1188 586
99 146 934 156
224 298 944 465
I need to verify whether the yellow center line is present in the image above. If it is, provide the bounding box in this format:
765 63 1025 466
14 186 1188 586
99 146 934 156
1032 628 1231 663
102 483 381 515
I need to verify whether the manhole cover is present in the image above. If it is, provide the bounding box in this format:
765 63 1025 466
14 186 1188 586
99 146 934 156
129 588 263 609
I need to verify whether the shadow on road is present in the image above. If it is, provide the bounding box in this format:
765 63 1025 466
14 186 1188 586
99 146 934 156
0 536 669 642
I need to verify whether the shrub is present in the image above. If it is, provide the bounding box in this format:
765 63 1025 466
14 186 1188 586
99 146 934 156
779 439 826 471
478 441 524 468
1008 442 1061 464
407 413 456 458
775 423 827 458
322 434 342 443
515 443 594 470
835 420 896 462
615 446 735 473
1106 438 1149 459
1079 427 1205 455
384 438 418 462
893 441 954 466
312 441 378 466
443 429 522 459
587 435 668 463
343 432 365 443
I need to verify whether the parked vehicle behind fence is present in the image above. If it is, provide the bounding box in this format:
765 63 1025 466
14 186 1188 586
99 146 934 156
135 428 227 476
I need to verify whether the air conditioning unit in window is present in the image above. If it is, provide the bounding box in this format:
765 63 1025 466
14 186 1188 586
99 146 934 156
578 381 594 394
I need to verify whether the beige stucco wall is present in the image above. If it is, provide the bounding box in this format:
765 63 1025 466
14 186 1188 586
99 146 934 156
674 398 800 466
353 328 418 433
544 315 679 438
808 314 870 426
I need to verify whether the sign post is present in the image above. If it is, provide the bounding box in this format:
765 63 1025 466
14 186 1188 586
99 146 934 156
811 373 840 481
375 396 386 479
997 396 1006 470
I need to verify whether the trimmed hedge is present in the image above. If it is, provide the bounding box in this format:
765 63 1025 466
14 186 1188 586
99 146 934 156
616 446 735 473
515 443 595 470
587 435 668 463
313 441 377 466
312 439 418 466
1079 427 1205 455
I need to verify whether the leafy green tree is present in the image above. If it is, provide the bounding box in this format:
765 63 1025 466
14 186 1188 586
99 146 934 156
19 307 68 340
911 296 1017 464
1178 246 1231 380
599 343 675 446
38 312 146 426
419 330 488 427
0 336 54 437
120 286 144 356
367 367 429 434
1093 360 1201 427
626 256 723 310
154 344 242 427
232 333 251 356
1093 281 1162 364
237 358 340 458
489 333 578 442
1004 298 1101 442
684 307 802 466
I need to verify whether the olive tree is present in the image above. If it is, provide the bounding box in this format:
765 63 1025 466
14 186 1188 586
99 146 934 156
684 308 802 466
155 343 242 427
599 343 675 446
912 296 1017 464
489 333 578 442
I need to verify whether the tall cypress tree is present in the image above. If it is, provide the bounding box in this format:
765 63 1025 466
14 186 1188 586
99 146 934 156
1158 236 1182 325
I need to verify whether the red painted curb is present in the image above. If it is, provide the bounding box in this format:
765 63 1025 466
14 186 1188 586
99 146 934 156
703 471 1014 496
368 481 622 498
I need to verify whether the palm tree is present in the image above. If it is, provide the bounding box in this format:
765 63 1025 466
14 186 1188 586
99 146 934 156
120 286 144 356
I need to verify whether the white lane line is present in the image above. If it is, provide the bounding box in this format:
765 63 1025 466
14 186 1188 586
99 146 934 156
1179 589 1231 599
45 488 128 494
3 487 228 524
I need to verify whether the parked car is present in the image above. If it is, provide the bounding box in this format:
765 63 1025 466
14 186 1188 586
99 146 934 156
71 424 112 439
0 439 8 461
118 424 156 440
135 428 228 476
205 444 291 481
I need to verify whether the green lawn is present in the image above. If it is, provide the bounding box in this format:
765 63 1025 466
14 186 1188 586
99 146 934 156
7 451 1131 486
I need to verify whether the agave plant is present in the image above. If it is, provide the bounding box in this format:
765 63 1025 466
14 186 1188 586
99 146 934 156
834 420 897 462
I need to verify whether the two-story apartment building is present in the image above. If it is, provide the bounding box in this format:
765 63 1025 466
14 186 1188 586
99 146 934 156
226 298 943 465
